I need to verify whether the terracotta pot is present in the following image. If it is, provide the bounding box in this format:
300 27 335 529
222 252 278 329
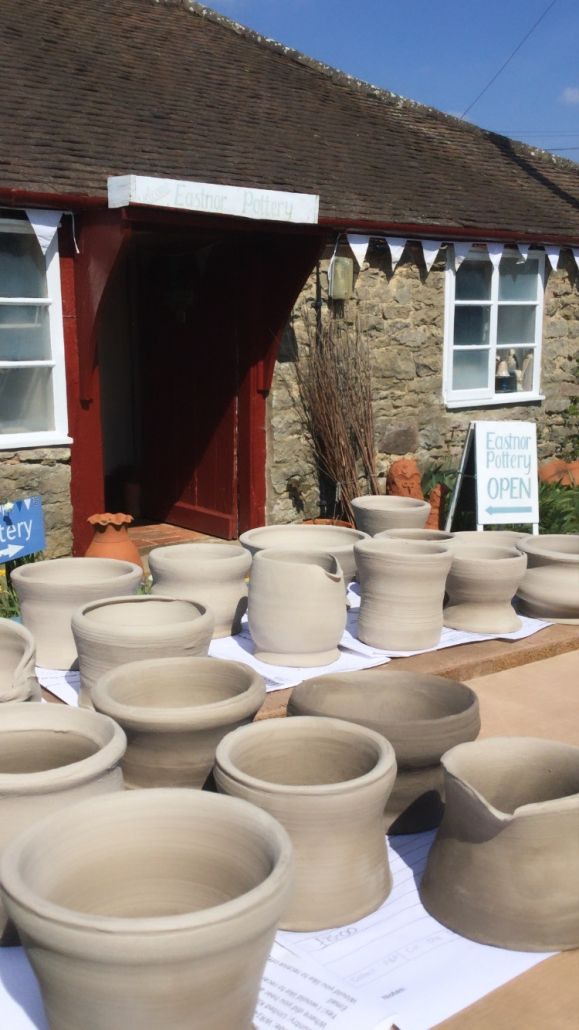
91 657 265 788
0 789 293 1029
377 528 454 543
420 737 579 951
444 546 527 633
0 703 125 945
72 595 215 708
451 529 530 550
248 549 346 667
354 538 453 650
11 558 143 670
288 668 480 833
85 513 143 570
0 619 40 703
239 523 368 583
516 534 579 624
214 715 396 930
149 542 251 637
303 517 354 528
351 495 431 536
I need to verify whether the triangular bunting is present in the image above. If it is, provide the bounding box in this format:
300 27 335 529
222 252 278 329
486 243 504 269
420 240 442 272
454 242 472 270
544 245 561 270
386 238 407 270
516 243 529 262
25 209 63 255
347 234 370 268
571 248 579 272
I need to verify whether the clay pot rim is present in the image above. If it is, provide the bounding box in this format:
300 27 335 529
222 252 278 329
449 546 526 565
149 542 251 566
92 657 265 729
0 619 35 669
87 513 134 527
253 548 342 579
73 594 212 634
215 715 396 796
0 789 293 937
0 703 126 793
239 524 369 549
452 531 529 543
518 534 579 562
377 529 455 541
11 557 142 588
355 537 452 561
352 495 430 511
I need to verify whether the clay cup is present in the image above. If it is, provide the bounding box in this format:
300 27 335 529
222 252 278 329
516 534 579 624
444 546 527 633
149 542 251 637
352 495 431 536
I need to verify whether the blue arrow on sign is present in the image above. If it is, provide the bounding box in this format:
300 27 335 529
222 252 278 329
486 505 533 515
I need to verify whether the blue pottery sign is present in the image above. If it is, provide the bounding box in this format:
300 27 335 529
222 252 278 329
0 496 45 562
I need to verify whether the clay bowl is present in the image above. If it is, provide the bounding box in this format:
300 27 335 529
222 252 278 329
149 543 251 637
377 528 454 544
288 668 480 833
214 715 396 930
0 789 293 1029
516 534 579 623
0 619 40 703
420 737 579 951
351 495 431 536
444 545 527 633
238 524 368 582
91 657 265 788
450 530 530 550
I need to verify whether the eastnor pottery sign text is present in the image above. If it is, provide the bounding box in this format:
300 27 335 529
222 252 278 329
475 421 539 526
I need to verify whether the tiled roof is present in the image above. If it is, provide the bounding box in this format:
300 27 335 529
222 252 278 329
1 0 578 239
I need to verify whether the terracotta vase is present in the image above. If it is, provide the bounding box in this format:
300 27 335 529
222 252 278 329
71 595 215 707
149 542 251 637
91 656 265 788
451 530 530 550
239 523 368 583
288 668 480 833
85 513 143 569
11 558 143 670
214 715 396 930
352 495 431 536
0 789 293 1029
0 619 40 703
444 546 527 633
354 538 453 650
420 737 579 951
516 534 579 624
377 528 455 544
248 549 346 666
0 702 126 944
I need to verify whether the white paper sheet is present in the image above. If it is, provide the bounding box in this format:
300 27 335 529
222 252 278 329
35 667 80 706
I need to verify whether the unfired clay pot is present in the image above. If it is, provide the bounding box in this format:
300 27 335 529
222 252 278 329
239 523 368 582
0 619 40 703
451 529 530 550
288 668 480 833
420 737 579 951
214 715 396 930
0 703 126 944
0 789 293 1029
11 557 143 669
352 495 431 536
149 542 251 637
354 538 453 650
91 657 265 788
444 546 527 633
378 528 454 544
72 595 215 707
248 550 346 667
516 534 579 624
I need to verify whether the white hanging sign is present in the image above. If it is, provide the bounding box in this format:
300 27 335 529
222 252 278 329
420 240 441 272
544 245 561 270
386 237 407 270
454 242 472 270
347 234 370 267
25 209 63 255
475 421 539 526
486 242 504 269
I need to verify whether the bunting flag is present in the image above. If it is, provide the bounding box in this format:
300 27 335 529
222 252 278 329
544 245 561 270
571 248 579 272
486 242 504 269
25 209 63 255
453 242 472 271
386 237 407 270
347 234 370 268
420 240 442 272
516 243 529 262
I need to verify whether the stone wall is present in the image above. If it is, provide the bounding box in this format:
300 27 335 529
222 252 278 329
267 241 579 522
0 448 72 558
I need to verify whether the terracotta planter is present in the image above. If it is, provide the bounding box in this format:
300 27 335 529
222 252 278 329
72 595 215 708
420 737 579 951
0 619 40 703
248 549 346 666
444 546 527 633
91 657 265 788
149 542 251 637
11 558 143 670
0 703 125 944
239 523 368 583
377 528 454 543
214 715 396 930
516 534 579 624
85 513 143 570
0 789 293 1029
354 538 453 650
352 495 431 536
288 668 480 833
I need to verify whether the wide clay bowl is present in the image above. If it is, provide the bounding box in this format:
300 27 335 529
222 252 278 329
0 789 293 1030
91 657 265 788
516 534 579 623
351 495 431 536
288 668 480 832
451 530 530 550
149 543 251 637
444 546 527 633
238 524 368 582
420 737 579 951
0 619 40 703
377 528 454 544
214 715 396 930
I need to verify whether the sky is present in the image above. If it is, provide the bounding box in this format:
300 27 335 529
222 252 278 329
208 0 579 160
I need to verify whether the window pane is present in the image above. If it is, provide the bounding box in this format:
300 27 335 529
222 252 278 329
499 258 539 301
456 260 492 300
0 367 54 433
497 305 536 345
0 233 48 299
452 349 490 391
454 305 490 345
0 305 51 360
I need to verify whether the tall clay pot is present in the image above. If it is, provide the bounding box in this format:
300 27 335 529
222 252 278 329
420 737 579 951
354 538 453 650
248 549 346 666
214 715 396 930
444 546 527 633
516 534 579 623
149 542 251 637
0 789 293 1029
352 495 431 536
85 513 143 570
239 523 368 583
0 619 40 703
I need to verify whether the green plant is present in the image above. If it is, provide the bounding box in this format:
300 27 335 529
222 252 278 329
538 478 579 534
0 552 41 619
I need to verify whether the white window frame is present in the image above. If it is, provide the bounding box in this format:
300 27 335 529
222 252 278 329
443 246 545 409
0 217 71 449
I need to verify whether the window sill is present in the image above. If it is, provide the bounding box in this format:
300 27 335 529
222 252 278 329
444 394 544 411
0 433 73 452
